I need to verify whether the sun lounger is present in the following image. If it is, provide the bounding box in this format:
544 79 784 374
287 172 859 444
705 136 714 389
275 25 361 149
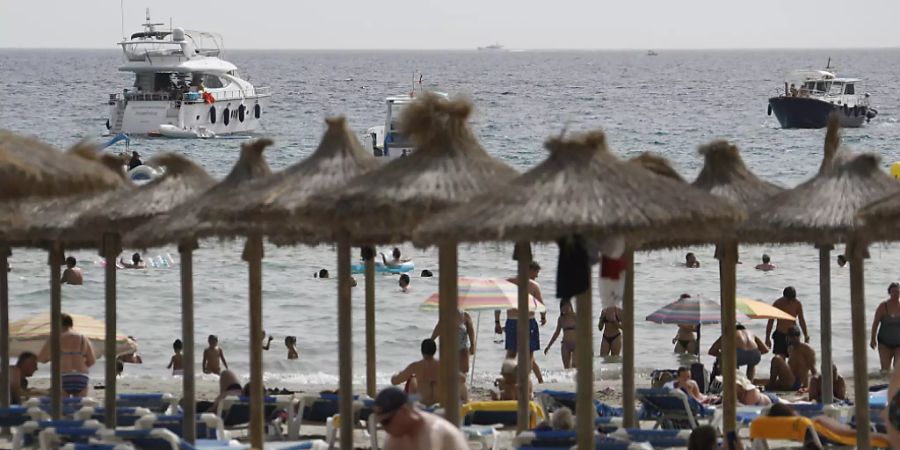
636 388 712 429
12 419 103 450
116 393 179 415
290 393 358 440
24 397 100 419
0 406 32 428
461 401 545 429
72 406 153 426
749 415 889 449
609 428 691 448
536 390 623 419
134 413 228 440
61 443 135 450
217 395 294 438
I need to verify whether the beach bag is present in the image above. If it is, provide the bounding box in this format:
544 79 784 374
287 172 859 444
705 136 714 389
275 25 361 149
690 363 707 393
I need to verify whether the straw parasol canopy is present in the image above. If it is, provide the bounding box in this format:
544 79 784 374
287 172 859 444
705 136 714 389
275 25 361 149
312 93 519 244
857 183 900 241
692 140 783 209
199 117 381 244
415 130 745 245
76 153 216 233
628 152 686 183
124 139 274 248
0 131 123 200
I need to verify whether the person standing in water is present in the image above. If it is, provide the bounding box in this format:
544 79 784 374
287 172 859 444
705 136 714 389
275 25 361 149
167 339 184 376
755 254 776 271
546 298 577 368
598 303 624 356
119 253 146 269
202 335 228 375
430 310 476 374
61 257 83 285
871 282 900 370
495 261 547 383
765 286 809 357
285 336 299 360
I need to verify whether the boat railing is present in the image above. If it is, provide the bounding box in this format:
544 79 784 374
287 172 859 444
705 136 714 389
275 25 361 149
111 92 175 102
179 87 272 103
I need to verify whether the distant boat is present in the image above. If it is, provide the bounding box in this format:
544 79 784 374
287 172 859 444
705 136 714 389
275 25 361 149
478 43 505 51
647 50 658 56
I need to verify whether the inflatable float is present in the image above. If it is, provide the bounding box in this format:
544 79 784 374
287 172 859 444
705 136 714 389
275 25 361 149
127 165 163 182
157 124 216 139
350 261 415 274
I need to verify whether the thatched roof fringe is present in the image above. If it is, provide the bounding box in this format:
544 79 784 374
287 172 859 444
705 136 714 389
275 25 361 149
399 93 473 150
545 130 607 155
628 153 686 183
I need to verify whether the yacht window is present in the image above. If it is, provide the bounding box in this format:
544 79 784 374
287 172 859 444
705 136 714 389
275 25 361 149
829 83 844 95
815 82 827 93
202 74 224 89
845 83 855 95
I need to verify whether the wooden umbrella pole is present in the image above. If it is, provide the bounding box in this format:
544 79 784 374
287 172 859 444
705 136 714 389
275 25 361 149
622 249 636 427
439 242 461 426
336 234 354 450
1 246 9 409
102 233 122 429
575 263 594 449
364 252 376 398
515 242 531 433
49 243 63 419
817 244 834 405
848 239 870 449
717 242 738 435
243 235 265 450
179 239 198 443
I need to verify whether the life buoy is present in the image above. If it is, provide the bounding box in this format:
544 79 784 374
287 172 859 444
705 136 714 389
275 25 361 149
223 108 230 126
209 107 217 124
254 104 261 119
238 104 245 122
767 104 772 116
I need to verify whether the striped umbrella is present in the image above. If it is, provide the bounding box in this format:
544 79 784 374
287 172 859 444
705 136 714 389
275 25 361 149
420 277 546 312
646 295 747 324
736 297 795 321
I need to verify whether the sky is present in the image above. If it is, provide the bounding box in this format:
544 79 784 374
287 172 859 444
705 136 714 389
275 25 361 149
2 0 899 50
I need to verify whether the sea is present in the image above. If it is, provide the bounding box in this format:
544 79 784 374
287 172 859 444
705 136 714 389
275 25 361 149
2 48 900 391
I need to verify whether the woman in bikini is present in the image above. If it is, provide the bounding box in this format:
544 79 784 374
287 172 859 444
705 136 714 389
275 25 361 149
673 324 699 354
544 298 577 368
38 313 96 398
871 282 900 370
598 304 624 356
430 310 476 373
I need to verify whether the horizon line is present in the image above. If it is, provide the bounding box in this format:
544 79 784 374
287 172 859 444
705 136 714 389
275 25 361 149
2 45 900 52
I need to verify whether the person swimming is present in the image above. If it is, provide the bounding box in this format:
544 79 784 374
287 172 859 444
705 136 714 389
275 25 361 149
119 253 146 269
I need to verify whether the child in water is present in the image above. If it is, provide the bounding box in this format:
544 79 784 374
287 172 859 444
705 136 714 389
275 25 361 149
167 339 184 376
202 335 228 375
399 274 411 293
285 336 299 360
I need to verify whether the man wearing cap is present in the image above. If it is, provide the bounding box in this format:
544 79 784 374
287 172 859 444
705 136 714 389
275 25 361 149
374 387 467 450
765 286 810 357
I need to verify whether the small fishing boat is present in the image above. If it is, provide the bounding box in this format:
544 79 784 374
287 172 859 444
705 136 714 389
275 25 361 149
767 59 877 129
366 75 448 158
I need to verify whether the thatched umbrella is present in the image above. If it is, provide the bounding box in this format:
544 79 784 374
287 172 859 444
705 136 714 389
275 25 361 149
628 152 687 182
0 133 122 418
196 118 379 448
749 120 900 448
122 139 272 444
71 153 215 427
414 130 744 448
690 140 783 434
300 94 519 443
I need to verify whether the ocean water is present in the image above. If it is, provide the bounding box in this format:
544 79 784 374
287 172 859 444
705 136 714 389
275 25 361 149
2 48 900 390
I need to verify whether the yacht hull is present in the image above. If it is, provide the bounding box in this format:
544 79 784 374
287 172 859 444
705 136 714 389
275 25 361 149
107 96 269 135
768 96 872 129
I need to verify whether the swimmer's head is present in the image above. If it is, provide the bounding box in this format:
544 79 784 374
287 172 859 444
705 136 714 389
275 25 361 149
762 254 770 264
132 253 142 264
66 256 76 268
318 269 329 279
173 339 183 352
399 274 410 288
392 247 401 259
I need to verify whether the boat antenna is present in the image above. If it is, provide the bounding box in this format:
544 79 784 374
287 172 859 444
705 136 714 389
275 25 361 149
826 57 831 70
120 0 125 40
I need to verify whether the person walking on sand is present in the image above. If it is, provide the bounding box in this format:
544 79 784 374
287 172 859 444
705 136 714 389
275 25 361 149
61 257 83 285
765 286 809 357
546 298 577 368
390 339 441 407
755 254 776 271
495 261 547 383
202 335 228 375
871 282 900 371
767 327 817 391
373 387 468 450
430 310 476 373
167 339 184 375
38 313 96 397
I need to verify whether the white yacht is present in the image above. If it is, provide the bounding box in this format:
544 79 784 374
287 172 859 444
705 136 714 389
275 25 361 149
106 11 270 137
366 86 448 159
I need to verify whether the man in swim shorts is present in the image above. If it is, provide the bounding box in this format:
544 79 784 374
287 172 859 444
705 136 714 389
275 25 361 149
495 261 547 383
708 323 769 379
767 327 817 392
765 286 809 357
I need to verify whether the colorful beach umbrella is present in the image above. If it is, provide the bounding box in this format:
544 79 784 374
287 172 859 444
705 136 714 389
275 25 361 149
735 297 795 321
420 277 546 312
645 295 749 325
